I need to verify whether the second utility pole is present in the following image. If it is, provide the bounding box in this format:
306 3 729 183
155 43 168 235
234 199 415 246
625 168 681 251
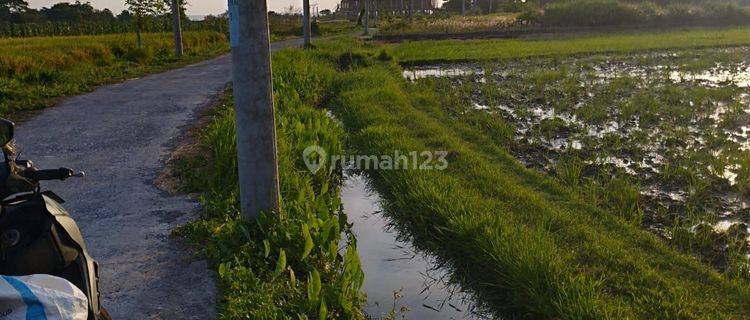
171 0 183 57
363 0 369 35
227 0 281 219
303 0 312 47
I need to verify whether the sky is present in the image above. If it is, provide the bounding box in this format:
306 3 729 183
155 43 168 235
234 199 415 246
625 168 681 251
26 0 342 17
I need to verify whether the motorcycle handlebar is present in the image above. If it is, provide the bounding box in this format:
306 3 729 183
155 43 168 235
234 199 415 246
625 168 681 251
24 168 85 181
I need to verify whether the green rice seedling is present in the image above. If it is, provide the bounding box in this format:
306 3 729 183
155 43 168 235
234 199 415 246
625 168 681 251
555 155 584 186
555 72 584 114
726 253 750 281
735 152 750 196
670 219 695 254
692 222 719 254
464 110 516 144
575 99 610 125
480 81 503 106
630 91 661 129
536 117 571 141
602 175 643 224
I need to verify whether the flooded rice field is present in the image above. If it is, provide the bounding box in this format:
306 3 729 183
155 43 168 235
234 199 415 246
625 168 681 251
342 174 489 319
404 47 750 273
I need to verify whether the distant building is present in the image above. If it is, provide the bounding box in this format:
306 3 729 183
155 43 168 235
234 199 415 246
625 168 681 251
336 0 437 17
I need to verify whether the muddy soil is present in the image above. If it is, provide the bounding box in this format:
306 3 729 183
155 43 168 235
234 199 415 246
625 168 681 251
405 46 750 273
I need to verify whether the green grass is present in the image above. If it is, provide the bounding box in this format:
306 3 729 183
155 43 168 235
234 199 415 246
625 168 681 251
173 49 366 319
390 26 750 63
268 18 358 42
317 39 750 318
172 31 750 318
0 31 228 116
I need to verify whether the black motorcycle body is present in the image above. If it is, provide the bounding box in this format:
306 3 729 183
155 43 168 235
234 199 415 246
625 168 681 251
0 119 106 320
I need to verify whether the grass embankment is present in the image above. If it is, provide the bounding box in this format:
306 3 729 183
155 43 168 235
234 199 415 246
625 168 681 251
390 26 750 63
173 50 365 319
322 38 750 318
0 31 228 116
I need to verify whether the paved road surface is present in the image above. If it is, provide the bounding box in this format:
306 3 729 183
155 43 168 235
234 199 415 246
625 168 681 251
14 38 303 319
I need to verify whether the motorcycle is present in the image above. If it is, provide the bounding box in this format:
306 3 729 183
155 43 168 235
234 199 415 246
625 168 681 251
0 118 109 320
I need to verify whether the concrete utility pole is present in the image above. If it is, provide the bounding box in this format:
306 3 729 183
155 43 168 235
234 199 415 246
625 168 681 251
303 0 312 47
172 0 183 57
363 0 369 35
461 0 465 15
227 0 281 219
408 0 413 20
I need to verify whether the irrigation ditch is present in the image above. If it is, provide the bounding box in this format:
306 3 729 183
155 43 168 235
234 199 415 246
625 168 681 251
342 173 488 319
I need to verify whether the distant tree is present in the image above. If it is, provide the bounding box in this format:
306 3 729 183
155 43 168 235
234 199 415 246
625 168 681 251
43 1 93 23
476 0 501 13
117 9 133 21
442 0 471 13
444 0 517 14
125 0 167 47
0 0 29 22
1 0 28 13
95 8 116 21
162 0 187 21
203 11 227 22
320 9 331 16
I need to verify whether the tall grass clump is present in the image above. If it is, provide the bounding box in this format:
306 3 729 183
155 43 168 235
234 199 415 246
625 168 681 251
0 31 228 116
541 0 645 27
533 0 750 28
174 48 365 319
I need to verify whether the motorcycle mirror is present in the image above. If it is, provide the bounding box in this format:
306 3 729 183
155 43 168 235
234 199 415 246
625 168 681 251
0 119 13 147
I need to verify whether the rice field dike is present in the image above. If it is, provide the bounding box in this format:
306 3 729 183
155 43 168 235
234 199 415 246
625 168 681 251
175 26 750 319
0 31 229 117
390 26 750 63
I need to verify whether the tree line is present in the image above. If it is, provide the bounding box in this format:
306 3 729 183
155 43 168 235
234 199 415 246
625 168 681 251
0 0 227 37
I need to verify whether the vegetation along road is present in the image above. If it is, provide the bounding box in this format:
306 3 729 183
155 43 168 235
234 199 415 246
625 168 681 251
11 38 305 319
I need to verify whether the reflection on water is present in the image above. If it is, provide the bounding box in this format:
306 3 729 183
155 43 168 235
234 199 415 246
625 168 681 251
403 67 482 81
403 63 750 88
342 174 486 320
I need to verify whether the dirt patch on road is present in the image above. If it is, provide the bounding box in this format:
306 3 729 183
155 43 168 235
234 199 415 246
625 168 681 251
155 88 230 196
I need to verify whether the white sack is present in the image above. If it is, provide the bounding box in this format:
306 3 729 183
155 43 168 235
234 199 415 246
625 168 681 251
0 274 88 320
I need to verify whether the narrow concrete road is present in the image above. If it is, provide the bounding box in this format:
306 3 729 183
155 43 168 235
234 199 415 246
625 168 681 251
14 38 303 319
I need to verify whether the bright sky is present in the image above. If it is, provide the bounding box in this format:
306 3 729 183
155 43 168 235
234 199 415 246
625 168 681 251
26 0 341 16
